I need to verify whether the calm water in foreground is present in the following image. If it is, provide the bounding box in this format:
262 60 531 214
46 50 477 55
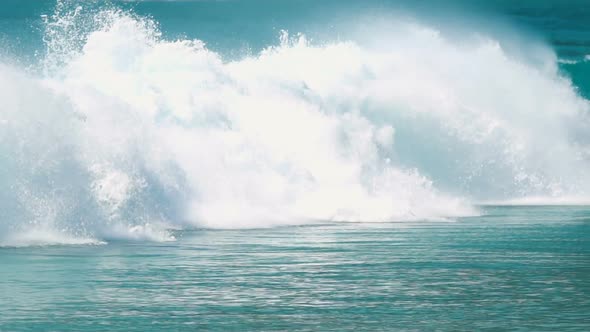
1 205 589 331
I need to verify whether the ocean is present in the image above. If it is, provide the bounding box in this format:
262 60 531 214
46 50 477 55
1 0 589 331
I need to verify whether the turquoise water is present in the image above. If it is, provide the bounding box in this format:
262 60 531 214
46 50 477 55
2 206 590 331
2 0 590 330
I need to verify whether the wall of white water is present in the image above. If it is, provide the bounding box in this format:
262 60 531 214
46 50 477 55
1 7 589 245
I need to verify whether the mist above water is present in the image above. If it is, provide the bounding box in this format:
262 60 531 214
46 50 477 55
1 2 589 245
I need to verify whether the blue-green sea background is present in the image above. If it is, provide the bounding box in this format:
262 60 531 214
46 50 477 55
1 0 590 331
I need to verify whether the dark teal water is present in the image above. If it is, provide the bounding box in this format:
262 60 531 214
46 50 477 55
1 206 590 331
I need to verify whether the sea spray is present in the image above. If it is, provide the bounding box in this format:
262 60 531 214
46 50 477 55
1 3 589 245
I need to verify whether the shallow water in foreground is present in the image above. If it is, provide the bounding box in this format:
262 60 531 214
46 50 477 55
1 206 589 331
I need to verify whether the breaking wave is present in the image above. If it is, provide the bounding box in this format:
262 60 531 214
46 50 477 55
1 3 589 245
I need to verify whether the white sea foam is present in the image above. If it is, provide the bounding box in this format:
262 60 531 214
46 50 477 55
481 196 590 206
558 58 579 65
1 6 589 245
0 229 105 248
